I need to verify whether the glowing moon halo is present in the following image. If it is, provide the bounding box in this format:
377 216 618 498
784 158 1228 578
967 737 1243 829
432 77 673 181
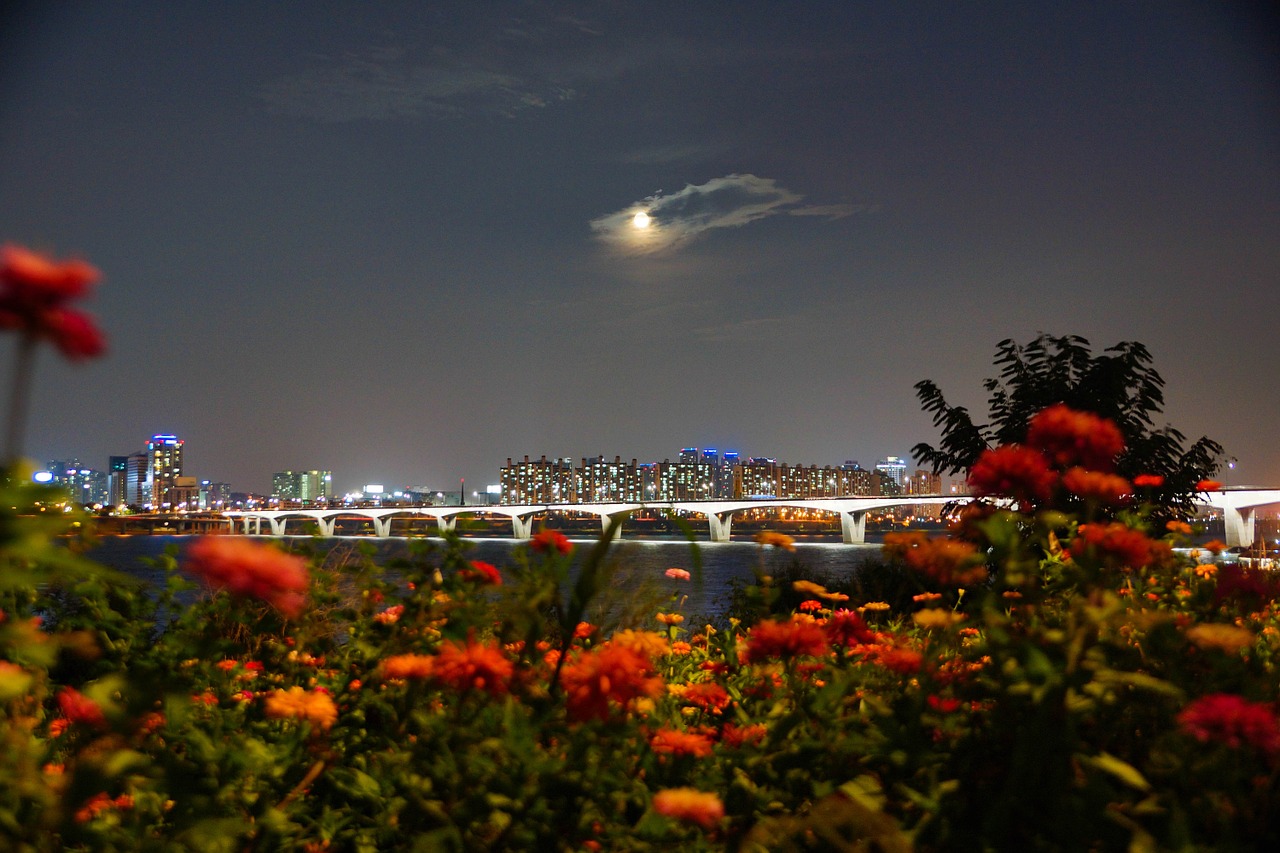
632 211 652 229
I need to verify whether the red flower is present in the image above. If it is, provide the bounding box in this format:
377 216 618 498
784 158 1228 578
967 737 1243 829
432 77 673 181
744 617 830 663
1068 523 1157 570
184 537 309 617
720 722 768 748
1025 404 1125 471
967 445 1056 506
460 560 502 585
0 244 106 360
1177 693 1280 753
681 682 731 714
824 609 877 647
1196 479 1223 492
56 687 107 729
530 530 572 555
1061 467 1130 505
1132 474 1164 488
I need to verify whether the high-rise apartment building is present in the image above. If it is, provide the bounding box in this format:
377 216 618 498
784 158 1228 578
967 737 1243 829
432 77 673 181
125 451 148 507
501 456 575 504
272 470 334 503
108 455 129 506
147 434 184 509
875 456 907 490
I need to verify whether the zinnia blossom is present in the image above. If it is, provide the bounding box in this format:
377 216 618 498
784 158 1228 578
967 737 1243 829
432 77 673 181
967 445 1056 506
460 560 502 585
1025 404 1125 471
382 654 435 680
1068 523 1158 571
263 686 338 731
0 244 106 360
649 728 715 758
744 617 829 663
680 682 731 714
559 644 664 721
754 531 795 551
720 722 768 748
913 608 964 629
1133 474 1165 488
825 609 877 647
883 531 987 586
1177 693 1280 753
431 638 513 696
1196 479 1223 492
652 788 725 830
665 567 691 581
56 687 107 729
1185 623 1255 655
610 630 670 661
530 529 572 555
184 537 309 617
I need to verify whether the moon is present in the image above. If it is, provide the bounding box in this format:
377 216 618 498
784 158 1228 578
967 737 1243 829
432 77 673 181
632 211 652 229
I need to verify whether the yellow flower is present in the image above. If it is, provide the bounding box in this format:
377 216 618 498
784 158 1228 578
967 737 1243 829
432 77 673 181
861 601 891 612
793 580 828 596
1185 623 1255 655
913 608 965 629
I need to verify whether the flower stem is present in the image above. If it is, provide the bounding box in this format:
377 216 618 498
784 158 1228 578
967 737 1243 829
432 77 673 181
4 335 36 466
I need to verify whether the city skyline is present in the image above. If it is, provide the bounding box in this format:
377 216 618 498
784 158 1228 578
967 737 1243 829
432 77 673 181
2 3 1277 494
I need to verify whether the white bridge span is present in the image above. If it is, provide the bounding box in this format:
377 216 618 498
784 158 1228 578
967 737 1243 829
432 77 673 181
222 489 1280 548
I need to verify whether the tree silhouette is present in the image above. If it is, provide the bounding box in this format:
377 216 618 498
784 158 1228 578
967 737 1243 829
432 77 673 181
913 334 1223 518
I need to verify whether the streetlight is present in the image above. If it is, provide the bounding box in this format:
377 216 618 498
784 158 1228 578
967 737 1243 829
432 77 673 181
1227 457 1238 488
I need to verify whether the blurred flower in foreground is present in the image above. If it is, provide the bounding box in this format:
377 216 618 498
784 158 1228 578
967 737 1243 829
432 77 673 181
263 686 338 731
754 531 795 551
0 243 106 360
1177 693 1280 754
652 787 725 830
184 537 309 617
530 529 573 555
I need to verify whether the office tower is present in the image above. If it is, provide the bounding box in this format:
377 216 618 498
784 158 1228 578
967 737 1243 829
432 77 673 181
125 451 148 506
108 455 129 506
875 456 907 490
147 434 185 509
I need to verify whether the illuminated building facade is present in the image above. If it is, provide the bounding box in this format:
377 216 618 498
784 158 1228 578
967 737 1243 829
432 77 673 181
272 470 334 503
147 434 185 509
501 456 575 504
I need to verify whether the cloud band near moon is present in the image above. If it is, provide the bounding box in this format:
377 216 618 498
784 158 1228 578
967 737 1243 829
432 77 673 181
589 174 860 254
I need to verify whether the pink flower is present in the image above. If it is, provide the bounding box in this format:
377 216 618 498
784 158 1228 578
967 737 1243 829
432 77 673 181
0 244 106 360
665 567 691 581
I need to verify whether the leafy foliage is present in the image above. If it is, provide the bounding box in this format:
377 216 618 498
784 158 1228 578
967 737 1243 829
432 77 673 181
913 333 1223 517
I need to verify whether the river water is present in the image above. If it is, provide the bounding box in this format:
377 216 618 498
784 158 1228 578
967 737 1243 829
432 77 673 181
86 533 892 621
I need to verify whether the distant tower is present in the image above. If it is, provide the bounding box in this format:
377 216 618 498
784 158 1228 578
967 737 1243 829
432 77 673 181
108 455 129 506
875 456 907 490
147 434 185 509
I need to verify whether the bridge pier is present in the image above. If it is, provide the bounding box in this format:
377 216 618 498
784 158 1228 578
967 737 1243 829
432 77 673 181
1222 506 1256 549
840 511 867 544
708 512 733 542
437 516 456 533
318 518 336 536
372 518 391 537
511 515 533 540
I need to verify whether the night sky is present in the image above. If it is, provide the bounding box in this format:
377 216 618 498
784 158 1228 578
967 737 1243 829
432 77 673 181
2 2 1277 496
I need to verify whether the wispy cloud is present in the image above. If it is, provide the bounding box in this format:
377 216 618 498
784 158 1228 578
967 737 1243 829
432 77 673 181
590 174 859 255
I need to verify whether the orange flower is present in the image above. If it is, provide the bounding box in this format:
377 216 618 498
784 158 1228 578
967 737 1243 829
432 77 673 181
883 531 987 586
431 638 513 696
649 728 715 758
184 537 309 617
560 644 664 721
1185 623 1254 655
530 529 572 555
873 646 924 674
744 617 829 663
373 604 404 625
1166 520 1193 536
913 608 965 629
656 612 685 625
610 630 670 661
1025 404 1124 471
652 788 725 830
967 445 1056 506
665 567 691 580
1196 479 1222 492
754 531 795 551
263 686 338 731
382 654 435 680
1062 467 1130 505
1133 473 1165 488
1204 539 1227 555
720 722 768 748
670 641 693 655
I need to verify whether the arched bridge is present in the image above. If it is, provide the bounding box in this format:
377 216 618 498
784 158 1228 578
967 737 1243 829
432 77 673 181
221 488 1280 547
